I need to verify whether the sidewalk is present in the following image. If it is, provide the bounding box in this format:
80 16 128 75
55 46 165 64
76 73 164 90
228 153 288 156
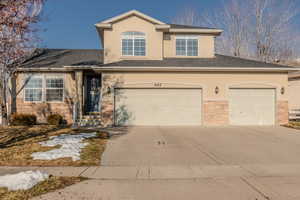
3 165 300 200
2 164 300 179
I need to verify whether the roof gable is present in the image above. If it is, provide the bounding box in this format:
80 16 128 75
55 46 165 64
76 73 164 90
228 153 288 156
96 10 166 26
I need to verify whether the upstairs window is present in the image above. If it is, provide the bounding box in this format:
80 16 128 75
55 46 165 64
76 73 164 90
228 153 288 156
122 31 146 56
176 36 198 56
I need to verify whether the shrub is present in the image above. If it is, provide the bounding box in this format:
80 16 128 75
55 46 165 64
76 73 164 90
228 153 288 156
10 113 37 126
47 114 64 126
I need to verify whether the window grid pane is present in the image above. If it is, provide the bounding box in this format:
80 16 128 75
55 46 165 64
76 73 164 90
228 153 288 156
46 89 64 102
122 39 133 56
25 89 42 102
176 37 198 56
187 39 198 56
25 78 43 89
46 78 64 102
46 78 63 88
25 77 43 102
134 39 145 56
122 32 146 56
176 39 186 56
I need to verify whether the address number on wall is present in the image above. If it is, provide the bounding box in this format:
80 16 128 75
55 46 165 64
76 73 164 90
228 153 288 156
154 82 162 87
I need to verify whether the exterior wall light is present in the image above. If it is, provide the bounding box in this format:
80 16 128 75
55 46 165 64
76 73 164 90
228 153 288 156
281 87 285 95
107 86 112 94
215 86 219 94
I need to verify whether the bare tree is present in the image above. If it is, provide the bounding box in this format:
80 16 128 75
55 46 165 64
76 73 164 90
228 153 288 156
251 0 299 62
174 0 300 62
172 7 200 26
0 0 45 125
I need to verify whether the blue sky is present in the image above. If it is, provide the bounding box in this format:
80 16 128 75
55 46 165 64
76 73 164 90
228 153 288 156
39 0 218 49
39 0 299 50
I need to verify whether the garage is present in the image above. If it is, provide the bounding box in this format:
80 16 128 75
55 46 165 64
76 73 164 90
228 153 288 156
229 89 276 125
114 88 202 126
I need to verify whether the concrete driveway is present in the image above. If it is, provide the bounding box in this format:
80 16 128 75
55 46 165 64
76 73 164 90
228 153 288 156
34 126 300 200
102 126 300 166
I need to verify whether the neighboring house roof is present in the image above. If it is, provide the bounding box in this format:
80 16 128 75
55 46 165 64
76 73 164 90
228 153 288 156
19 49 297 72
289 71 300 80
21 49 103 69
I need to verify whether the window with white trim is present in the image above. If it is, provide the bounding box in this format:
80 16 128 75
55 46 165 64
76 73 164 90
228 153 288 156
176 36 198 56
24 76 43 102
46 77 64 102
122 31 146 56
24 75 64 102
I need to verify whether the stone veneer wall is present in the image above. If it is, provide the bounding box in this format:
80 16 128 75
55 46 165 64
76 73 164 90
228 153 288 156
100 74 117 127
16 98 74 124
15 72 76 124
277 101 289 125
203 101 229 126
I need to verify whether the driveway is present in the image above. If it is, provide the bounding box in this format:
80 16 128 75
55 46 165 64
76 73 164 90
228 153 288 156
33 126 300 200
101 126 300 166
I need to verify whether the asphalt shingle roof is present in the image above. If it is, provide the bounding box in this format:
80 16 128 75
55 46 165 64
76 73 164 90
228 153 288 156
104 55 293 69
22 49 103 68
21 49 293 69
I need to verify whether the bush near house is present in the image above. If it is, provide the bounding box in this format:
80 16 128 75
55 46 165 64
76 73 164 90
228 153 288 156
47 114 64 126
10 114 37 126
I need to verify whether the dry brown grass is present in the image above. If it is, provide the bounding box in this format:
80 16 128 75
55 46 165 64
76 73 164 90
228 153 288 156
0 126 108 166
0 176 85 200
285 122 300 130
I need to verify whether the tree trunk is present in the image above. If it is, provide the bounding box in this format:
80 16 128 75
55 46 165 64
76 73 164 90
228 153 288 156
10 74 17 115
0 78 8 126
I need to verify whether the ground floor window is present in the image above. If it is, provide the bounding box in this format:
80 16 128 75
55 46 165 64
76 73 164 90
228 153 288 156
24 74 64 102
24 76 43 102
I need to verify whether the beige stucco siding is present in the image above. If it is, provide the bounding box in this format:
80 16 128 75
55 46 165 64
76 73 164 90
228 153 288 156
15 72 76 123
100 71 289 126
163 34 215 58
104 72 288 100
288 79 300 110
102 15 216 64
103 15 164 64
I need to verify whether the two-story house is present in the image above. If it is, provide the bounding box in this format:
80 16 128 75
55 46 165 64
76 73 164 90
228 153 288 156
17 10 297 126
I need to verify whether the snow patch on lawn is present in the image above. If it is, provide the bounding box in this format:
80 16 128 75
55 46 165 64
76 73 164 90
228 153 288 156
0 171 49 191
31 132 97 161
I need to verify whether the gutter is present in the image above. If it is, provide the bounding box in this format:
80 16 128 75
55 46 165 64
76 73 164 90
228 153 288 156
17 67 75 72
169 29 223 35
16 66 300 73
91 66 300 72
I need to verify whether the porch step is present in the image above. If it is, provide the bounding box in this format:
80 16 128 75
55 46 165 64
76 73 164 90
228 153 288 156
82 115 101 120
77 115 102 127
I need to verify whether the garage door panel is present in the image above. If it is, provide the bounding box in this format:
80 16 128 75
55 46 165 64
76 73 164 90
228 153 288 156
229 89 275 125
115 89 202 126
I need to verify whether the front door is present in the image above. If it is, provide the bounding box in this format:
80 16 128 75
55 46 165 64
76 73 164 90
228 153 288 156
86 75 101 113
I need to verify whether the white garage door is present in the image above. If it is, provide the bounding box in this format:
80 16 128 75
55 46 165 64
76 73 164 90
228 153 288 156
115 88 202 126
229 89 275 125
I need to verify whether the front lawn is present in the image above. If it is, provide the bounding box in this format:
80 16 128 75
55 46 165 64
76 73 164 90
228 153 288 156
0 126 108 166
0 176 85 200
284 122 300 130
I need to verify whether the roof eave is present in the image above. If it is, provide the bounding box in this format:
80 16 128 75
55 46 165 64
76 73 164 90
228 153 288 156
92 66 298 72
17 67 74 72
94 23 112 29
155 24 171 30
97 10 166 27
169 28 223 35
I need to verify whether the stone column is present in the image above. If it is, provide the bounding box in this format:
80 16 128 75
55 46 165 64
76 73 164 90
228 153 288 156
75 71 83 120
